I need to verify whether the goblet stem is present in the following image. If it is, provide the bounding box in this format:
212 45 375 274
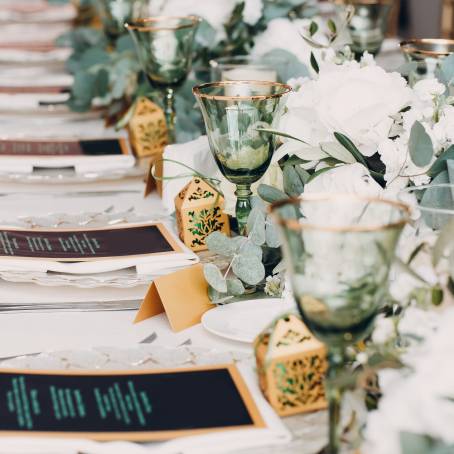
326 347 346 454
164 87 176 144
235 184 252 236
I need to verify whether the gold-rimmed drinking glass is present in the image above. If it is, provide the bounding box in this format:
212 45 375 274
271 194 409 454
95 0 148 41
125 16 200 143
332 0 393 56
193 80 291 235
400 38 454 85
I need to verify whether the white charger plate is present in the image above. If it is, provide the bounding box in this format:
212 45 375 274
201 298 294 343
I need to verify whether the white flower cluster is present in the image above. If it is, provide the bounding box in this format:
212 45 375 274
149 0 263 41
364 307 454 454
274 52 454 196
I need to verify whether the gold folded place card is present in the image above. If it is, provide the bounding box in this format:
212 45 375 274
135 264 214 332
0 365 265 441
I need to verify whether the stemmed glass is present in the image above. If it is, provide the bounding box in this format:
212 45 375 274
193 80 291 235
95 0 148 41
271 194 409 454
125 16 200 143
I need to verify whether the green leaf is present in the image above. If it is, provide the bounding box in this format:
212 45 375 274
409 121 434 167
309 21 318 36
79 47 110 70
307 166 333 183
232 255 265 285
310 51 319 74
116 35 134 53
400 432 454 454
207 286 233 305
255 128 310 145
265 216 281 248
327 18 337 35
203 263 227 293
247 207 266 246
427 145 454 177
440 53 454 86
320 141 357 164
432 285 443 306
257 184 288 204
226 278 245 296
395 62 418 77
294 165 311 184
333 132 367 166
283 165 305 197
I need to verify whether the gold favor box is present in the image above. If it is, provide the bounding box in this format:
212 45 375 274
175 177 230 252
254 313 327 416
128 97 168 160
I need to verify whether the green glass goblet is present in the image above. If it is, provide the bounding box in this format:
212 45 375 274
95 0 148 41
125 16 200 143
271 194 409 454
193 80 291 235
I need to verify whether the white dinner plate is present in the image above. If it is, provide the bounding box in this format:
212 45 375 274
201 298 294 343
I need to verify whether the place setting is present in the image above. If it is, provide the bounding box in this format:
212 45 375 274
2 1 454 453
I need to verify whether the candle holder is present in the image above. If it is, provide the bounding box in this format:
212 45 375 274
271 194 409 454
95 0 148 41
400 38 454 86
209 55 284 83
333 0 393 57
126 16 200 143
193 81 291 235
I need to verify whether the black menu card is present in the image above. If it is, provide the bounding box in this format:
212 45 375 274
0 365 264 440
0 223 182 261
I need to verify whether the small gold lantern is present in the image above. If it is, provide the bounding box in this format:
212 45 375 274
128 97 168 160
174 177 230 252
254 313 327 416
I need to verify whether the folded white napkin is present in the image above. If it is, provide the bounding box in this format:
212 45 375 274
0 224 199 275
0 48 71 64
0 93 69 111
0 3 76 23
0 23 71 45
0 364 291 454
0 154 136 174
161 136 222 214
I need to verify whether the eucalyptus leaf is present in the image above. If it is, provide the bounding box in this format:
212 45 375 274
204 263 227 293
283 165 305 196
232 255 265 285
395 62 418 76
428 145 454 177
333 132 367 166
247 206 266 245
206 231 237 257
226 278 245 296
294 165 311 184
400 432 454 454
257 184 288 203
409 121 434 167
440 53 454 86
208 285 233 305
242 241 263 260
262 48 310 81
265 216 281 248
320 141 356 164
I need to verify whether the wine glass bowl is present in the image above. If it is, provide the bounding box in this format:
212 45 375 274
95 0 148 41
126 15 200 143
193 80 291 234
271 194 409 453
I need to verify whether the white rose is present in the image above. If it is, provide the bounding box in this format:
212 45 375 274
413 78 446 102
311 64 412 156
304 162 383 197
